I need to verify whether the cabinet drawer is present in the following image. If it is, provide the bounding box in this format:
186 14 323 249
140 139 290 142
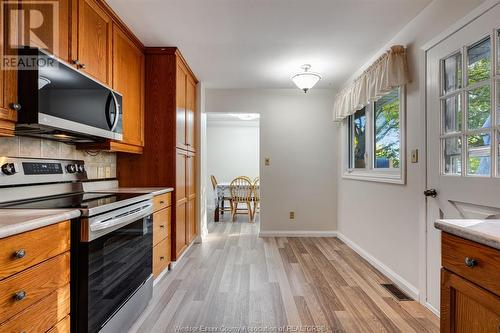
0 252 70 322
442 232 500 296
47 315 70 333
153 207 170 246
0 221 70 280
0 284 70 333
153 193 171 212
153 237 170 278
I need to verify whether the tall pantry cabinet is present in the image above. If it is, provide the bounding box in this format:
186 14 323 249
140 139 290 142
117 47 198 261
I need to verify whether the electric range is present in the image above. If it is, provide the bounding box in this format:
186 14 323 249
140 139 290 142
0 157 153 333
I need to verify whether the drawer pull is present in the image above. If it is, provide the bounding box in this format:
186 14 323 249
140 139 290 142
160 225 165 228
160 200 165 204
14 249 26 259
160 256 165 260
14 291 26 301
464 257 478 268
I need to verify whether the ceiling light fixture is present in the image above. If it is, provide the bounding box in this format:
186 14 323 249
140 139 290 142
228 113 260 121
291 64 321 93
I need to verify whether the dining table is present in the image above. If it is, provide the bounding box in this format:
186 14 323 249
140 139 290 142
214 182 259 222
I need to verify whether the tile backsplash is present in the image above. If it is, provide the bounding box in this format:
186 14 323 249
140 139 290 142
0 136 116 179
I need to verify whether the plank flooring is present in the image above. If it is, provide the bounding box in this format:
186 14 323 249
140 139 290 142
129 221 439 333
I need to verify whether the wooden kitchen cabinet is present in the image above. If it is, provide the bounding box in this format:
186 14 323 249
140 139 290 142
0 221 71 332
74 0 113 85
152 192 172 278
440 232 500 332
117 47 198 261
0 0 18 137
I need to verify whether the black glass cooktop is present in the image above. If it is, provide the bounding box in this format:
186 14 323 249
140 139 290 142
0 192 144 210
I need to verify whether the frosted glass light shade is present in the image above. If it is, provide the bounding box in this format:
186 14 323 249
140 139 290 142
291 64 321 93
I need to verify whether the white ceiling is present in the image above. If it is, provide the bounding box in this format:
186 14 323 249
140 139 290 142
106 0 432 89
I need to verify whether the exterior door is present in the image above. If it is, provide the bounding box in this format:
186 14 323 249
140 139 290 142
426 2 500 312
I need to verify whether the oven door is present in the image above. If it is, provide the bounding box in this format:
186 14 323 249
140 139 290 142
77 214 152 333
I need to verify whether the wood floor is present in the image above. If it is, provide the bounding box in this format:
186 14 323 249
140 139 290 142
129 221 439 333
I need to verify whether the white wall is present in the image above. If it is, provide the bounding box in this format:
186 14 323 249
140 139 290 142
205 89 338 234
336 0 486 303
207 119 260 208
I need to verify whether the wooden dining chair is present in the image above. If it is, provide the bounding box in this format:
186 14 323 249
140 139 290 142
210 175 231 215
252 177 260 221
229 177 253 222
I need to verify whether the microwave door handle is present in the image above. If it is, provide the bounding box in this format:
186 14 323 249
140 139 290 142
90 203 153 232
110 92 120 132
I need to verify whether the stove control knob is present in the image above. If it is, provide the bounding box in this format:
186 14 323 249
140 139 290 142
77 164 85 173
1 163 16 175
66 164 77 173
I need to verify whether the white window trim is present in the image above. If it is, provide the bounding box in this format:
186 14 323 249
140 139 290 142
342 86 407 185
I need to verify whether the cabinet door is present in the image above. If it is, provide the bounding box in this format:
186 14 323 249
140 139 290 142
175 202 187 258
20 0 71 61
186 153 196 243
76 0 112 84
175 149 187 203
0 0 18 136
185 75 196 152
176 62 187 150
441 269 500 333
112 24 144 147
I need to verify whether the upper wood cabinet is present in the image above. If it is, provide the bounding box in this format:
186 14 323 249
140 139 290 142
74 0 112 85
112 24 144 148
176 59 196 152
0 0 18 136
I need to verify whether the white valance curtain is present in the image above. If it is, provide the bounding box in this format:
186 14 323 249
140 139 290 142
333 45 410 122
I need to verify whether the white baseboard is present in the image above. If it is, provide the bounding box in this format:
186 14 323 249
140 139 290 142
424 302 440 317
336 232 420 301
259 230 338 237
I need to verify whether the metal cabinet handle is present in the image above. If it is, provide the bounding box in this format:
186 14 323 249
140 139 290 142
79 63 86 69
464 257 477 268
14 249 26 259
14 291 26 301
159 225 165 228
424 189 437 198
72 59 80 66
160 256 165 260
10 103 21 111
160 201 165 204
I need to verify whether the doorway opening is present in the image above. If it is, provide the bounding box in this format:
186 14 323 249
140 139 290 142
205 113 260 228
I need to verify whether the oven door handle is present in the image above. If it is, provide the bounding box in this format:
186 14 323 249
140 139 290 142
89 203 153 232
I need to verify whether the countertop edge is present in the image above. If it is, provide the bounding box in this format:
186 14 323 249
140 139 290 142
0 209 81 239
434 220 500 251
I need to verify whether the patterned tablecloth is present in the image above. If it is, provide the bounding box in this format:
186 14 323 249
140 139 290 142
215 183 259 206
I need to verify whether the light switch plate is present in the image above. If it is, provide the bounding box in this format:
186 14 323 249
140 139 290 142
289 211 295 220
265 158 270 166
411 149 418 163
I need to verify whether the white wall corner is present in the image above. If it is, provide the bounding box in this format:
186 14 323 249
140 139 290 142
336 232 420 302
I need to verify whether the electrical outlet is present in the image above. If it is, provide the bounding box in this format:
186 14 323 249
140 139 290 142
265 157 270 166
411 149 419 163
289 211 295 220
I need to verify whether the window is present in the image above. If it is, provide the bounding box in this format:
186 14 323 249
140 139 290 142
345 87 405 184
439 33 500 177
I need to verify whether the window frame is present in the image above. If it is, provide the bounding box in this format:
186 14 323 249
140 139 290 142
343 86 407 185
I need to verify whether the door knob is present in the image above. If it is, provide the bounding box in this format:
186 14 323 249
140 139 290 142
424 189 437 198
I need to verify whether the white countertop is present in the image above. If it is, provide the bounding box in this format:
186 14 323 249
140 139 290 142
0 209 81 239
435 219 500 250
92 187 174 196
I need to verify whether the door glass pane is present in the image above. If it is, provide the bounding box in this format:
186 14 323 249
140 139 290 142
374 89 400 168
467 133 491 176
467 37 491 85
351 108 366 168
443 52 462 94
467 37 491 84
443 94 461 133
467 85 491 130
444 137 462 175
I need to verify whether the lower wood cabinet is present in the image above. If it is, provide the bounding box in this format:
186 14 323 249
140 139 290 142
440 232 500 332
152 192 172 278
0 221 71 332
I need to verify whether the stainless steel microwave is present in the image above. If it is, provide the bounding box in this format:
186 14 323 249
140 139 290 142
16 48 123 143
